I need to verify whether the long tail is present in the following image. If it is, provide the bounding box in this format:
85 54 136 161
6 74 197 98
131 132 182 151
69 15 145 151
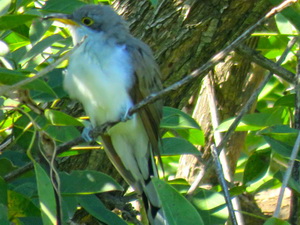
142 178 167 225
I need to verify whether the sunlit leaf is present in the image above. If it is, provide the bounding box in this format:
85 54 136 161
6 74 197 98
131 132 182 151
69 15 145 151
34 163 56 225
0 15 38 30
161 107 201 129
20 34 63 64
263 217 290 225
45 109 83 126
152 178 204 225
191 189 228 225
260 125 299 160
162 137 200 156
218 107 287 132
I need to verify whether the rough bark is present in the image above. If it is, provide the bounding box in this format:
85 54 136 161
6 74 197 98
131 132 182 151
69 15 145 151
58 0 275 223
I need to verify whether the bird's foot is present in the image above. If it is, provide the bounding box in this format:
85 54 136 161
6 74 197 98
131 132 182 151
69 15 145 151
120 109 133 122
82 123 94 142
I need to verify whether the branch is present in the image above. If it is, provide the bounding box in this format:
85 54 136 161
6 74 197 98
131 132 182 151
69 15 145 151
4 0 297 183
273 132 300 218
127 0 297 116
187 36 298 196
236 44 295 83
287 47 300 224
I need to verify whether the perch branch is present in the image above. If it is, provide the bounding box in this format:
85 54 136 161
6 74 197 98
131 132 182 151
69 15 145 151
4 0 297 185
236 44 295 83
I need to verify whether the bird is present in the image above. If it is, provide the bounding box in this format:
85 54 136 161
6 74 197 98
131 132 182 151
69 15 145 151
44 4 166 225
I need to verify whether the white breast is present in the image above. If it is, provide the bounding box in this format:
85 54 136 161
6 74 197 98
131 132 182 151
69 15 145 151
64 28 134 126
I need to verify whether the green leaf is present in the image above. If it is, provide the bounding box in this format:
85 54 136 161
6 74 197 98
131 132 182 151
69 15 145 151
45 126 81 142
43 0 86 14
191 189 228 225
162 137 200 156
29 19 52 44
275 14 297 35
152 178 204 225
0 204 9 225
0 178 8 206
274 172 300 194
0 150 30 167
77 195 127 225
243 149 271 185
31 69 67 101
0 15 38 30
20 34 63 64
0 68 56 96
60 170 123 195
274 94 295 107
263 217 290 225
161 107 201 129
0 158 17 177
34 163 56 225
7 190 40 219
260 125 299 159
269 0 300 32
18 217 43 225
218 107 287 132
176 128 205 145
60 196 78 223
45 109 83 126
255 178 281 194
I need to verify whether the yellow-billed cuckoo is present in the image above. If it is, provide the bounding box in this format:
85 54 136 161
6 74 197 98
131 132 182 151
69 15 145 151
44 4 166 225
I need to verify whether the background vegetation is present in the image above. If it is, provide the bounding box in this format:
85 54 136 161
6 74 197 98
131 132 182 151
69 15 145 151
0 0 300 224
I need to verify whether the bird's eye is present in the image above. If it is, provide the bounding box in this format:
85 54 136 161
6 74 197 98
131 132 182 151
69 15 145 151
81 17 94 26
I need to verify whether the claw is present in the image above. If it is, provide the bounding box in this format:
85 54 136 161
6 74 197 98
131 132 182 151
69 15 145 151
120 108 133 122
82 123 93 142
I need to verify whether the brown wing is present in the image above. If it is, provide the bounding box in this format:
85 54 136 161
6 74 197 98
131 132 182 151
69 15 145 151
126 37 163 162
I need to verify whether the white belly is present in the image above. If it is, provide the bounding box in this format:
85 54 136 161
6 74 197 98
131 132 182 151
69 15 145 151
64 35 134 126
64 32 151 184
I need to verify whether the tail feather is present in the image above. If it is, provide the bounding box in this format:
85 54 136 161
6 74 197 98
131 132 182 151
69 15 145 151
142 191 166 225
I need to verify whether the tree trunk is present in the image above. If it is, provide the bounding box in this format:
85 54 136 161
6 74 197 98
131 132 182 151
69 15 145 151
59 0 274 223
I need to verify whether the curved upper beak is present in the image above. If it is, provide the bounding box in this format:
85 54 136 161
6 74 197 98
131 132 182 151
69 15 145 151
43 13 78 26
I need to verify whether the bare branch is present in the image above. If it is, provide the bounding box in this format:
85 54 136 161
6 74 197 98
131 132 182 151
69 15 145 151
273 132 300 218
288 48 300 224
128 0 297 116
187 36 298 197
236 44 295 83
4 0 297 185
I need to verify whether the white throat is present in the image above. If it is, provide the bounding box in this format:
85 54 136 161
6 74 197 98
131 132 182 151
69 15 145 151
64 26 134 126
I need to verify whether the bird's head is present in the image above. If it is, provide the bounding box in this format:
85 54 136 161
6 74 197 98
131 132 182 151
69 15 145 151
44 5 129 44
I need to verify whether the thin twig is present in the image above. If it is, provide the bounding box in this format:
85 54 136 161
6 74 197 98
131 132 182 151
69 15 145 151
216 37 299 155
187 37 298 196
207 76 244 225
273 132 300 218
211 145 238 225
3 0 297 183
289 48 300 225
236 44 295 83
128 0 297 116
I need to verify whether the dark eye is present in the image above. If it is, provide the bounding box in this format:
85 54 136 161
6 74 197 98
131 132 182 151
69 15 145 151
81 17 94 26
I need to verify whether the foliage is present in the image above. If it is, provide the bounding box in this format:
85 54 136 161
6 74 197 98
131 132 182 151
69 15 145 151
0 0 299 225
